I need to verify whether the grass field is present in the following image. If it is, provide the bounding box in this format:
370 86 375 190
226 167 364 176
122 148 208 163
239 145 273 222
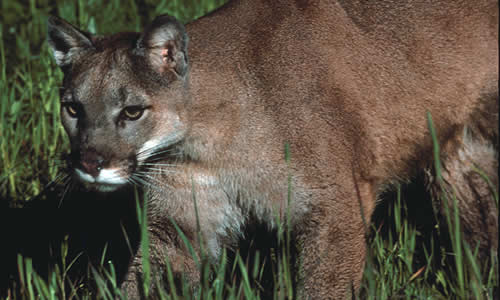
0 1 498 299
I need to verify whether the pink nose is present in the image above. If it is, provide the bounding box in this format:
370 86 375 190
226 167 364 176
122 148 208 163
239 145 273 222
81 160 102 177
80 150 104 178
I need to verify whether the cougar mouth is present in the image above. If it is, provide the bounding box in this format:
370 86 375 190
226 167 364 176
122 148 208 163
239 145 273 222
74 167 129 192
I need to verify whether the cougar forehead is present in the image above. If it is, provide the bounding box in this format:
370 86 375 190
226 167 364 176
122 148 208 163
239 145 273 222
70 41 144 96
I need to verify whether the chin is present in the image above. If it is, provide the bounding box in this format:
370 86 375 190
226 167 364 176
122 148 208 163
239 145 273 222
79 180 125 193
95 184 123 192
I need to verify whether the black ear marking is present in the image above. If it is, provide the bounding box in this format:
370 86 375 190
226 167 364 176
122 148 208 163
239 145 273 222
47 16 94 68
137 15 189 78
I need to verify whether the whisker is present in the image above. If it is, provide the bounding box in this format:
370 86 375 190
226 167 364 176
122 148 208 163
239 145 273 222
136 145 183 162
127 177 141 189
138 171 176 177
138 146 175 157
130 175 150 189
141 167 178 174
135 172 164 185
142 152 183 162
135 172 174 190
131 174 169 195
129 175 144 187
140 163 178 167
143 175 174 191
58 177 74 208
136 143 175 157
40 173 68 192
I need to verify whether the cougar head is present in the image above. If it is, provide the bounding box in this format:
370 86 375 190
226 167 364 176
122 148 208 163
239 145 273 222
47 15 190 192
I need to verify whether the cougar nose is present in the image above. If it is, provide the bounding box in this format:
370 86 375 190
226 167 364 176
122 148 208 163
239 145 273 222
80 150 104 178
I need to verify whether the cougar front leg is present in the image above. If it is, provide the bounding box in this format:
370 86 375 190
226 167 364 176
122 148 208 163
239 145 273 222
297 182 375 299
121 224 200 299
121 170 238 298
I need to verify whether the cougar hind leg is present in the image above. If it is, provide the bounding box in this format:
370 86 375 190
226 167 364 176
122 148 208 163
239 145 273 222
428 100 498 267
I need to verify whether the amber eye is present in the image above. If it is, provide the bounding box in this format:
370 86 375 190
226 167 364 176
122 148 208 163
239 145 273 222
122 106 145 121
64 103 79 118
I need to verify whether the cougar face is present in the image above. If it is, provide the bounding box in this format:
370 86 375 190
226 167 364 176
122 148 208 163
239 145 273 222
50 16 189 192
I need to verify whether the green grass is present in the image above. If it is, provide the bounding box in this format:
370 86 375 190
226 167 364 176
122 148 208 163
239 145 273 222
1 1 498 299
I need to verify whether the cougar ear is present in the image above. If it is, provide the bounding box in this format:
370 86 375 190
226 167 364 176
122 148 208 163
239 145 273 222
137 15 188 78
47 16 94 68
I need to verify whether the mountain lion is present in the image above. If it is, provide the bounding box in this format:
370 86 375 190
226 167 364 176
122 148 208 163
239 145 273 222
47 0 498 298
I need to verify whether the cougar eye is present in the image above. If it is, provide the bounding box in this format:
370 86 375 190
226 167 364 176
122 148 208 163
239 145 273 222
121 106 145 121
64 103 80 118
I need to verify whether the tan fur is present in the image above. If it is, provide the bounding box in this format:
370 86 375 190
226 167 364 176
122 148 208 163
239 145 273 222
48 0 498 298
